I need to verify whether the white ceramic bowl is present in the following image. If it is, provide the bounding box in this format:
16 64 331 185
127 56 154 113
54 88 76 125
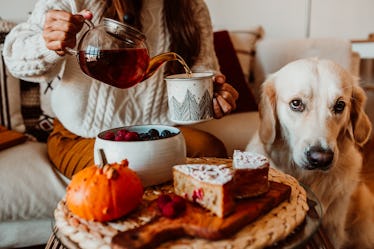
94 125 186 187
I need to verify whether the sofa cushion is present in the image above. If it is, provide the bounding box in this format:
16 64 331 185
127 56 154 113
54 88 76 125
252 38 355 102
228 27 264 83
213 30 258 113
0 141 68 222
21 80 55 142
191 111 260 156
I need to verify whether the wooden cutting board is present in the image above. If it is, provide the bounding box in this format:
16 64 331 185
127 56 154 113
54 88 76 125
112 181 291 249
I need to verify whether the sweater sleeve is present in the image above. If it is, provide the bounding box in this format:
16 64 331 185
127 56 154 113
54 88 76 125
191 0 221 74
2 0 69 83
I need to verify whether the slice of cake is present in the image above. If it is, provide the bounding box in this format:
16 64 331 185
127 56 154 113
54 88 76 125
233 150 270 198
172 164 235 218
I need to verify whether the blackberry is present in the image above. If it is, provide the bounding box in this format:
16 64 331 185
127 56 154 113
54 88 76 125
138 132 150 141
160 129 172 138
148 129 160 139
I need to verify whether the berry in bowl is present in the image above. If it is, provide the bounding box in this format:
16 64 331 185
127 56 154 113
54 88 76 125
94 125 186 187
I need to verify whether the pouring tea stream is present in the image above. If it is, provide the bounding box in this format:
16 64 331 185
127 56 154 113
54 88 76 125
66 18 192 89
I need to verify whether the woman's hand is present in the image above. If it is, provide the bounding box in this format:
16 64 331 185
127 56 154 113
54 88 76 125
212 74 239 118
43 9 93 56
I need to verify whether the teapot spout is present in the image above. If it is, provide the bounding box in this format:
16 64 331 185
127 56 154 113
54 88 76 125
142 52 191 81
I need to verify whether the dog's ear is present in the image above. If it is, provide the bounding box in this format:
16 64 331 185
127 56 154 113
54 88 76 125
350 85 372 147
259 78 277 144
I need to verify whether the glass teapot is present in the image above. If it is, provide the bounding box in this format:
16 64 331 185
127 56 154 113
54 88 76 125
67 18 191 89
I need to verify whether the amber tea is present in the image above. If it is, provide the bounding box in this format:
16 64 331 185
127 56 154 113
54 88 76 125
78 48 150 89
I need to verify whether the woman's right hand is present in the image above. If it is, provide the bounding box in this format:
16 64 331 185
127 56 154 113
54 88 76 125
43 9 93 56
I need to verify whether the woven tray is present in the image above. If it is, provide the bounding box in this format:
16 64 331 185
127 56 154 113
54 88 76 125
54 158 309 249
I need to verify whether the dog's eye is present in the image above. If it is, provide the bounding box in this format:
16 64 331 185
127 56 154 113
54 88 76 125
334 100 346 114
289 99 305 112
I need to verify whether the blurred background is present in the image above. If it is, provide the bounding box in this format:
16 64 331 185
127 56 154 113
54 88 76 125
1 0 374 40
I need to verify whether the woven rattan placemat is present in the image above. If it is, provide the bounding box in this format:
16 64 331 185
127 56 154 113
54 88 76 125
54 157 308 249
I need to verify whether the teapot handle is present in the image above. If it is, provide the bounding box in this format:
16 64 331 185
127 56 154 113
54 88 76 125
65 19 95 55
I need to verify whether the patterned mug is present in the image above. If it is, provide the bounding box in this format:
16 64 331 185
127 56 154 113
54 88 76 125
165 72 214 125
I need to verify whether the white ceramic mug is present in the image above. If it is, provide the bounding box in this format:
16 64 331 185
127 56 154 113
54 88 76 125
165 72 214 125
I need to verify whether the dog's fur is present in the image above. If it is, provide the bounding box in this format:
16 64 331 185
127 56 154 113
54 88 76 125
246 58 374 248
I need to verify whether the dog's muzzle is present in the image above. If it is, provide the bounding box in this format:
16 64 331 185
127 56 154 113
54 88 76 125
305 146 334 170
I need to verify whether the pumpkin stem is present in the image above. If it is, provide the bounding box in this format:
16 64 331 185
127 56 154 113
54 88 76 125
99 149 108 168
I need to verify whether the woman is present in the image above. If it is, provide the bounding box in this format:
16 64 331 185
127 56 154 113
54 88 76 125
3 0 238 179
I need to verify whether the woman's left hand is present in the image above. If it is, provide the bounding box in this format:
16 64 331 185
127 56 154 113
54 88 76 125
212 74 239 118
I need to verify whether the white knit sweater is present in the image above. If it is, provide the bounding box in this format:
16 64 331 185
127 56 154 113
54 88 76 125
3 0 219 137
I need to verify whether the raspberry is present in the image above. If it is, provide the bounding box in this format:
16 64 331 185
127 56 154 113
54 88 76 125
157 194 186 218
116 129 128 137
115 129 128 141
192 188 204 202
161 202 177 218
157 194 172 210
124 131 140 141
172 196 186 213
103 131 115 140
114 134 125 141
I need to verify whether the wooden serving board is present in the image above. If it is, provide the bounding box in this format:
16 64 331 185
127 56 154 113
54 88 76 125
112 181 291 249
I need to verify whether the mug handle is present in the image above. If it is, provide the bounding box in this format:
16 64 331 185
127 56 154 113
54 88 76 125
65 19 95 55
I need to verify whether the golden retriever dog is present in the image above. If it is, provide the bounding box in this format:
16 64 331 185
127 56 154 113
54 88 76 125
246 58 373 249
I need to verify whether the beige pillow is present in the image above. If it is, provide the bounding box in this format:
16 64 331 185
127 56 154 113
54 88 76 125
0 141 68 221
228 27 264 84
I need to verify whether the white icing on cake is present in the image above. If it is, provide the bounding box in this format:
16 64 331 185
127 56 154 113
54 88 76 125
233 150 269 169
173 164 233 184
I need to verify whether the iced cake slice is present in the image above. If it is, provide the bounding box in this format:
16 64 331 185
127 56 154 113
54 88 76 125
173 164 235 218
233 150 270 198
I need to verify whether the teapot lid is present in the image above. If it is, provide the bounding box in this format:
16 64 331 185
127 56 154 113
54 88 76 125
103 18 146 45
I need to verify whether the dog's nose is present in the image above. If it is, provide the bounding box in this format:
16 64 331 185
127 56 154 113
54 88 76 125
306 146 334 170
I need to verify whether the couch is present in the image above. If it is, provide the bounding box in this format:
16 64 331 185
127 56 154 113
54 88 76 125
0 24 359 247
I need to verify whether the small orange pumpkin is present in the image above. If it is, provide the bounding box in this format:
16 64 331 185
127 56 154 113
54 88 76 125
66 159 143 222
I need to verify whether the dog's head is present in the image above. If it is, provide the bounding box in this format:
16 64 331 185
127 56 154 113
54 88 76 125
259 58 372 171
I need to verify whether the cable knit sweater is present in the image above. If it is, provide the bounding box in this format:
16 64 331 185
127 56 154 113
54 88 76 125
3 0 219 138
